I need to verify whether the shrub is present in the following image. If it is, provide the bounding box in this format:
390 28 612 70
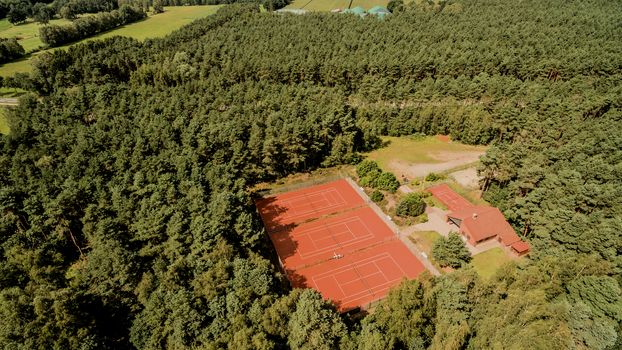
359 173 379 188
0 38 25 63
425 172 445 182
356 159 380 178
375 172 400 193
432 232 471 268
396 193 426 217
370 190 384 203
7 1 30 24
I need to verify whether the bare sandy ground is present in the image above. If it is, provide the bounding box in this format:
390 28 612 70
449 167 481 189
389 150 485 179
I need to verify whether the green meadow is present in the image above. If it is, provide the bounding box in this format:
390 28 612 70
470 248 513 279
0 6 221 77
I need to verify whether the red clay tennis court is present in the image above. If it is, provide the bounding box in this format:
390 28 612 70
292 240 425 312
427 184 473 211
269 206 395 270
257 178 428 312
255 179 365 233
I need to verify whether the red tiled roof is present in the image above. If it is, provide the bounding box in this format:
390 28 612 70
511 241 530 253
431 184 530 252
448 205 520 245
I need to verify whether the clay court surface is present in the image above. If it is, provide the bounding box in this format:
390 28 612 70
255 179 364 233
427 184 473 211
292 240 424 311
270 206 395 270
257 179 426 312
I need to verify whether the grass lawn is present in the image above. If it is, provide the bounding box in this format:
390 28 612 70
0 107 9 135
445 181 489 206
350 0 389 8
286 0 351 11
91 6 222 41
365 136 486 169
0 57 32 77
0 87 27 98
409 230 442 256
470 247 512 279
0 6 221 77
0 18 75 52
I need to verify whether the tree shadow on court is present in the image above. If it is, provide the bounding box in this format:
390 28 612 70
251 194 302 267
253 195 295 233
284 268 308 289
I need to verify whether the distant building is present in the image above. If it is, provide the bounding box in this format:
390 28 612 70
275 8 308 15
342 6 367 17
367 5 391 19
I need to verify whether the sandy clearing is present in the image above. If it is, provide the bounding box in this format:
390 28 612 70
450 167 481 189
388 150 484 179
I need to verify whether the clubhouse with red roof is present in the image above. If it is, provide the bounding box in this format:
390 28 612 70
428 184 530 257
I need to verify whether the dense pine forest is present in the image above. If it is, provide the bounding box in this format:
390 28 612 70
1 1 621 349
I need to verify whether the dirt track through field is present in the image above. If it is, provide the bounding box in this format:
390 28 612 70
388 150 485 179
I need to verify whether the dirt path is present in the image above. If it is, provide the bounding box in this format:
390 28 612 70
0 98 18 106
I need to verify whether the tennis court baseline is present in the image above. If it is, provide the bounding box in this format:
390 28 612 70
256 179 364 232
293 240 425 312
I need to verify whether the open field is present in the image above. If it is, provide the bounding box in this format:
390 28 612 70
0 108 9 135
0 58 32 77
363 135 487 180
286 0 415 11
350 0 389 8
0 6 221 77
469 247 512 279
286 0 351 11
0 18 75 52
91 6 222 41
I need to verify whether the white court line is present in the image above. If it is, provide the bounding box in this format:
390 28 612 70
340 271 384 288
321 253 410 305
311 252 393 279
269 188 347 221
312 270 348 297
295 216 375 259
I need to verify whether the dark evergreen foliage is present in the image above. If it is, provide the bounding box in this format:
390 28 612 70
431 232 471 268
0 37 25 63
39 5 146 47
1 0 621 348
